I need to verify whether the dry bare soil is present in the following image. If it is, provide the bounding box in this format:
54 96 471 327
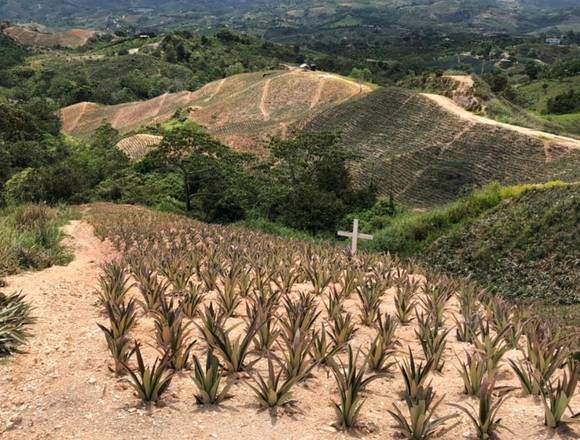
3 26 96 48
0 205 578 439
59 70 370 152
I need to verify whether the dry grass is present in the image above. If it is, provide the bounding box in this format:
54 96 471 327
59 70 370 152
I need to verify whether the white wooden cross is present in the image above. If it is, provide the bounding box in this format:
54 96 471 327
337 219 373 255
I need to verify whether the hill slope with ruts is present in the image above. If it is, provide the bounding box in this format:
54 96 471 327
306 87 580 207
2 25 95 48
60 70 371 152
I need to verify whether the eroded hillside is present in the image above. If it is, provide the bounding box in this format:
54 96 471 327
60 70 370 152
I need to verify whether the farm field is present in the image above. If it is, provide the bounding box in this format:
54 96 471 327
116 134 163 161
0 204 578 439
0 203 578 439
2 25 95 48
307 87 580 207
59 70 370 152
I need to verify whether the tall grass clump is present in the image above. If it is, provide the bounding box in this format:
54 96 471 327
0 204 74 278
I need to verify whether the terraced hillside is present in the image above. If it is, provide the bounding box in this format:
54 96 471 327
2 25 95 48
60 70 370 152
306 87 580 207
116 134 163 161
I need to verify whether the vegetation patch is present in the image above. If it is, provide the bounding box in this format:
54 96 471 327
423 183 580 307
0 291 34 357
0 204 76 279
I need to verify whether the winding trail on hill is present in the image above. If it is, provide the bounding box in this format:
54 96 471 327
259 78 272 121
68 102 91 133
0 220 117 439
154 93 169 118
310 77 325 109
422 93 580 150
204 78 226 103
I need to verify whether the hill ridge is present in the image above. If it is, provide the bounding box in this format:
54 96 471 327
59 70 370 151
422 92 580 150
306 87 580 207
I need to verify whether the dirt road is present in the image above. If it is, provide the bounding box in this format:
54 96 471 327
422 92 580 150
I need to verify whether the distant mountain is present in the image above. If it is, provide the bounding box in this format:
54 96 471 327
1 0 578 34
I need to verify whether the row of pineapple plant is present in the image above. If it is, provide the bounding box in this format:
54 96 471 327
90 205 579 436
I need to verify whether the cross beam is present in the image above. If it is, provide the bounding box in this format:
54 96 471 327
337 219 373 255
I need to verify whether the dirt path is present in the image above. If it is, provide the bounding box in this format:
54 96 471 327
0 221 116 438
204 78 227 103
310 77 326 109
67 102 91 133
153 93 169 118
422 93 580 150
260 78 272 121
444 75 474 89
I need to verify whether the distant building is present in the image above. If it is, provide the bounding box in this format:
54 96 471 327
300 63 317 71
545 37 562 46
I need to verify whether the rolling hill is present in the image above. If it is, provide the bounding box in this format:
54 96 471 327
60 69 371 152
2 25 96 48
1 0 578 34
306 87 580 207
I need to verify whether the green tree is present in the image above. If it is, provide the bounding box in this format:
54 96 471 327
4 168 46 204
152 124 248 221
267 133 375 232
525 61 540 80
225 62 246 77
350 67 372 82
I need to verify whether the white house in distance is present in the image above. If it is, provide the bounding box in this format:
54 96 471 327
545 37 562 46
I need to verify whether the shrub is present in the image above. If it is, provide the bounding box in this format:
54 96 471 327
0 291 34 357
329 346 383 429
0 204 72 277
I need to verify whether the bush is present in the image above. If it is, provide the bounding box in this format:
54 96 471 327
4 168 46 205
366 182 566 256
0 204 74 278
547 90 580 115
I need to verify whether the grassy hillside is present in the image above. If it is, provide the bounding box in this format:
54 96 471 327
306 87 580 207
423 184 579 309
0 33 28 73
60 70 371 151
1 29 357 109
512 75 580 136
5 53 194 107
